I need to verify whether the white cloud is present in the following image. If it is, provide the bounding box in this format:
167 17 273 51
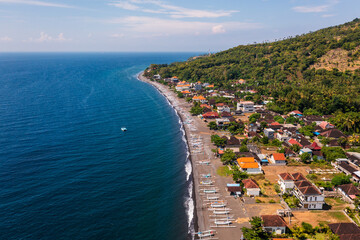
107 16 261 36
0 0 74 8
110 0 237 18
110 1 139 10
212 25 226 34
292 0 338 13
0 36 12 41
110 33 125 38
322 14 336 18
28 32 71 42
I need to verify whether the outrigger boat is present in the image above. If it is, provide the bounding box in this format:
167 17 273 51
214 219 232 225
206 195 220 200
203 189 217 194
196 230 216 238
212 210 230 215
200 180 213 185
197 160 210 165
210 203 226 208
200 174 211 178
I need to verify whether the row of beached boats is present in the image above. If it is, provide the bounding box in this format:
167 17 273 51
195 158 236 239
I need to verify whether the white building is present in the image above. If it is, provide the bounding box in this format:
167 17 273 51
237 101 254 113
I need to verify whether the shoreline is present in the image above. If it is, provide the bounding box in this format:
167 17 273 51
137 72 199 238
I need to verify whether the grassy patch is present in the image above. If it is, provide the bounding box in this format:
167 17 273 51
217 166 232 177
327 211 348 221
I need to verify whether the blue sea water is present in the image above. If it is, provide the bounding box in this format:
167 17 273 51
0 53 198 240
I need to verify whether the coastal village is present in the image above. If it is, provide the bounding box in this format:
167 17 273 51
143 73 360 240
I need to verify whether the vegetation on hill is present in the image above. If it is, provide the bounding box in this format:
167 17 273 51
145 18 360 132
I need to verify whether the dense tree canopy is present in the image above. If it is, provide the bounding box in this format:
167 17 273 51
146 19 360 132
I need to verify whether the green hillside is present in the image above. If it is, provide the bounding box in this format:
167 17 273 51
146 18 360 120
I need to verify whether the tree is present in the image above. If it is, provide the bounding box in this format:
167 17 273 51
190 105 203 115
261 136 269 144
321 147 346 161
177 92 184 98
260 121 268 131
274 115 285 124
337 137 348 148
221 149 236 165
232 165 249 182
208 121 218 130
239 145 249 152
290 144 301 153
241 216 270 240
211 134 226 147
300 152 312 163
331 173 351 186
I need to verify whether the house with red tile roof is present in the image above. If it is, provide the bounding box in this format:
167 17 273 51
261 215 287 234
319 121 335 130
202 112 219 119
288 138 303 148
278 173 295 192
337 183 360 203
293 180 324 209
288 110 303 116
242 178 260 196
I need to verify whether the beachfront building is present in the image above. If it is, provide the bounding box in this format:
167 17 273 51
215 118 230 128
202 112 219 119
236 157 262 174
175 84 190 92
242 178 260 196
192 95 207 103
226 183 242 196
261 215 287 234
236 101 254 113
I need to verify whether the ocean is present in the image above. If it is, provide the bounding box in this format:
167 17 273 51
0 53 198 240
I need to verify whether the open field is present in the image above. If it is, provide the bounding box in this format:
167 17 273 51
262 165 311 184
287 211 351 227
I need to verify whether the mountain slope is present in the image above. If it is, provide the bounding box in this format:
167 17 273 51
146 18 360 116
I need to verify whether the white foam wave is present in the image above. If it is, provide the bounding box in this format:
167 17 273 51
185 181 195 237
137 73 195 238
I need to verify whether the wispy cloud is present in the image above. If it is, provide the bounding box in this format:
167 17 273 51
0 36 12 41
292 0 339 13
0 0 74 8
27 32 71 42
109 0 238 18
107 16 261 36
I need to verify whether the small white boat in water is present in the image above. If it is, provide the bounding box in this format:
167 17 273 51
121 127 127 131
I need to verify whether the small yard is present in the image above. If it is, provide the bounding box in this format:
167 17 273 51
262 165 311 184
325 198 351 210
288 211 351 227
217 166 232 177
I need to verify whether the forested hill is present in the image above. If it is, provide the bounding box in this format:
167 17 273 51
146 18 360 117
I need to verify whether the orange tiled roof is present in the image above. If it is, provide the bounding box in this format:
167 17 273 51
237 157 255 164
182 90 191 94
272 153 286 161
240 162 259 169
193 95 206 100
207 84 214 88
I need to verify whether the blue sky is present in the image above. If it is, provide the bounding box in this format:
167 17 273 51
0 0 359 52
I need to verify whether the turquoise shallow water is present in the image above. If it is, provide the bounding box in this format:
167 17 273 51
0 53 197 240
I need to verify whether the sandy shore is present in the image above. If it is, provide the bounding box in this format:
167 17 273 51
138 72 246 240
